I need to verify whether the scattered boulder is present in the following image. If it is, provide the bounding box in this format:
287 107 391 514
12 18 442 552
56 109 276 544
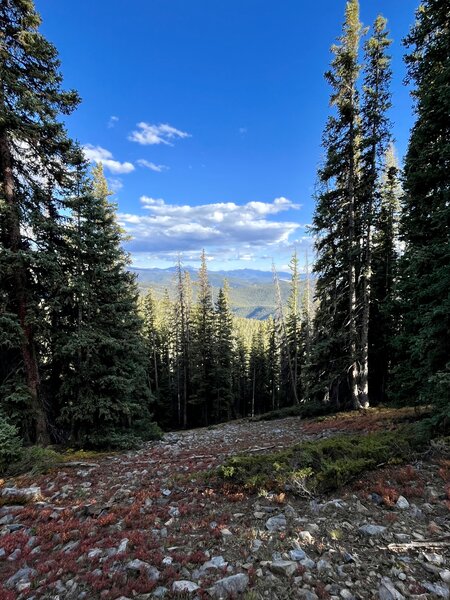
359 524 387 537
379 577 406 600
269 560 298 577
265 514 286 532
171 580 199 593
209 573 249 598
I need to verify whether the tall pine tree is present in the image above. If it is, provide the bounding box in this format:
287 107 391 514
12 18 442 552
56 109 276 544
395 0 450 419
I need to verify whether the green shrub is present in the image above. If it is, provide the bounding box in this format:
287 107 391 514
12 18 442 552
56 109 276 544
8 446 63 476
218 428 424 494
0 416 22 474
252 401 335 422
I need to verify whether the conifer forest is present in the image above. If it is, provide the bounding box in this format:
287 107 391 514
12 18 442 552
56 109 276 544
1 0 448 450
0 1 449 599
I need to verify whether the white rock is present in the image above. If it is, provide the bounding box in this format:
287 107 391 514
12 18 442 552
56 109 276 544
396 496 409 510
172 580 199 593
209 574 249 598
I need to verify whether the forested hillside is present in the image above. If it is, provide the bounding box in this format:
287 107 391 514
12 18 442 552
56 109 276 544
132 266 299 320
0 0 448 452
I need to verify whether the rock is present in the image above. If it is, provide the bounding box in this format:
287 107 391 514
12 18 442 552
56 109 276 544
209 574 249 598
421 582 449 598
265 514 286 532
152 587 169 598
359 524 386 537
221 528 232 537
251 539 263 553
355 500 369 514
202 556 227 571
423 552 444 566
168 506 179 518
301 558 316 570
297 591 319 600
117 538 129 553
317 559 332 573
171 581 199 593
0 548 6 559
269 560 298 577
126 560 160 581
340 590 355 600
7 548 21 561
440 570 450 584
254 511 265 519
379 577 405 600
5 567 37 589
289 549 307 561
0 514 14 525
370 492 383 505
297 531 314 545
1 487 41 503
88 548 102 559
161 488 171 496
305 523 320 534
396 496 409 510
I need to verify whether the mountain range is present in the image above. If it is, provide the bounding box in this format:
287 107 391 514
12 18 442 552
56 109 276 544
131 266 305 320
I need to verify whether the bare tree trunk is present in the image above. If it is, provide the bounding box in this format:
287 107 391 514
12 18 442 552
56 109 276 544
348 113 361 410
0 132 49 444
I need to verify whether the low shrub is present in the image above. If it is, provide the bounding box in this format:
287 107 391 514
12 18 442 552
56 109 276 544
0 416 22 474
217 427 425 494
252 401 335 422
8 446 63 476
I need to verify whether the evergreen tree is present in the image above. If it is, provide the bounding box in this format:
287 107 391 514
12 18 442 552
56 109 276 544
57 166 155 446
283 252 302 403
266 317 280 411
213 282 234 422
358 14 393 406
190 250 215 425
395 0 450 417
248 324 269 417
310 0 363 408
370 145 401 402
173 260 192 428
0 0 80 443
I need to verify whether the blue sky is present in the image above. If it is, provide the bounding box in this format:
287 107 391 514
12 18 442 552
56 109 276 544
36 0 418 271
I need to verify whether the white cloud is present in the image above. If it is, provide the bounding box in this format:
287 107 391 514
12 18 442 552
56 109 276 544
108 115 119 128
118 196 301 258
129 122 191 146
107 178 123 193
83 144 135 174
137 159 169 172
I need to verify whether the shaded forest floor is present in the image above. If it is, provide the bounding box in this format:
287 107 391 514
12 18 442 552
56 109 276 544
1 408 449 599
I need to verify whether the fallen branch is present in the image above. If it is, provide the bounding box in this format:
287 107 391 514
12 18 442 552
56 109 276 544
59 461 99 468
387 536 450 551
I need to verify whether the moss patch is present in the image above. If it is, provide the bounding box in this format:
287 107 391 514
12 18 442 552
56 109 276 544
217 428 425 494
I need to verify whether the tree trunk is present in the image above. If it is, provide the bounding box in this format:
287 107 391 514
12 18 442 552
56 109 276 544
0 132 49 444
348 110 361 410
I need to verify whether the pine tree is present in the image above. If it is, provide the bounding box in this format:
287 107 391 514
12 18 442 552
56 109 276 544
190 250 215 425
266 317 280 411
310 0 363 408
213 282 234 422
57 166 155 446
358 14 393 406
284 252 302 404
395 0 450 417
173 260 192 428
370 145 401 402
0 0 80 443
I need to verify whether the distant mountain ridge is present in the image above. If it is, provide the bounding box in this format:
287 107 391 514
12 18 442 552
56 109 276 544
131 266 305 320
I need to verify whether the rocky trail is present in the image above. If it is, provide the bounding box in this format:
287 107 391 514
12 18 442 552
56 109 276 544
0 411 449 599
